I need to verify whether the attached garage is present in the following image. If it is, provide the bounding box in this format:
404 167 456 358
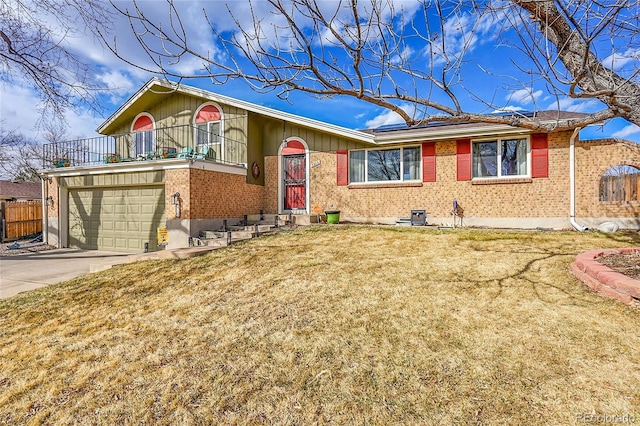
68 185 165 253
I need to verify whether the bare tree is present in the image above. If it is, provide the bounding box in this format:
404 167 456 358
0 122 71 180
511 0 640 129
0 125 32 180
106 0 639 132
0 0 112 122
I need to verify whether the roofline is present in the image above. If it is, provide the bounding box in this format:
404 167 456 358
372 124 532 143
97 78 376 144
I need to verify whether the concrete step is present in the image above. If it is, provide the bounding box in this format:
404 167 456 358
198 230 254 239
127 246 220 263
156 246 219 260
128 251 161 262
126 217 300 264
199 225 275 240
242 224 273 232
290 214 321 225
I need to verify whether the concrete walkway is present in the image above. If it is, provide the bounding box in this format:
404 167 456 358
0 249 129 299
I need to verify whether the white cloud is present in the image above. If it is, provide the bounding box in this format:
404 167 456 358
429 8 506 66
492 106 526 113
95 70 138 103
602 48 640 72
391 46 416 65
612 124 640 139
546 97 599 113
0 82 102 142
364 104 415 129
505 88 543 105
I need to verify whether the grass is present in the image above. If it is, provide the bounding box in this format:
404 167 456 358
1 226 640 425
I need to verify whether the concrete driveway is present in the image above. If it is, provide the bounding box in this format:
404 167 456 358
0 249 130 299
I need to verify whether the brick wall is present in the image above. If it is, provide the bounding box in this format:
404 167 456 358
46 177 59 218
263 156 279 213
179 168 265 219
575 139 640 219
165 169 190 220
263 132 575 223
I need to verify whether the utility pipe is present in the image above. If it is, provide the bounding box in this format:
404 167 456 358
41 175 48 244
569 127 588 231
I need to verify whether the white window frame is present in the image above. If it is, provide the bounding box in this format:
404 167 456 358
471 136 531 179
349 145 422 184
193 102 224 161
131 112 155 157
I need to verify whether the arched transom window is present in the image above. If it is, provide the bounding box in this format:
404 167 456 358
132 113 154 157
195 104 223 161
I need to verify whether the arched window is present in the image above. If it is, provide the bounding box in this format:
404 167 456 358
194 103 223 161
599 165 640 202
132 113 155 157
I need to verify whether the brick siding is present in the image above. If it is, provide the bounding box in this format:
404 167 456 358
263 132 575 221
167 168 265 219
46 178 59 218
263 133 639 225
575 139 640 218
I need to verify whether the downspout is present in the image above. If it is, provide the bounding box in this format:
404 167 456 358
569 127 588 231
41 175 48 244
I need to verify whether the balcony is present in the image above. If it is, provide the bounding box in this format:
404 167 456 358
42 124 247 169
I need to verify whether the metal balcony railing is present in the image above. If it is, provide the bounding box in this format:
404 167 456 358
42 124 248 169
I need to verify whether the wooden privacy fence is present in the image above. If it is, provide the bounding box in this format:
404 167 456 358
0 200 43 242
599 172 640 202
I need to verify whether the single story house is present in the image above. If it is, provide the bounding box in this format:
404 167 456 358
0 180 42 202
40 78 640 253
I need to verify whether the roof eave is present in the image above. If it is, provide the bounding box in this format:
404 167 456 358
372 124 532 144
98 78 376 144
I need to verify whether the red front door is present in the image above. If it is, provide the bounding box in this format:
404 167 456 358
283 154 306 210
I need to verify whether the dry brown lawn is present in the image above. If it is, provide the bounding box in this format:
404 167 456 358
1 226 640 425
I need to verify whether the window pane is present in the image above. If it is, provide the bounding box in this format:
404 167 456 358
501 138 527 176
473 141 497 177
209 122 221 145
368 149 401 181
144 131 154 153
135 131 154 156
196 124 208 145
350 151 365 183
135 132 143 155
403 147 421 180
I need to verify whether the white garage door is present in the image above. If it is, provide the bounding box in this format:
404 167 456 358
68 186 165 253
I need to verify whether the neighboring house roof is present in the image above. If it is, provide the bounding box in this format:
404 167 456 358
98 78 595 146
367 111 594 144
0 180 42 200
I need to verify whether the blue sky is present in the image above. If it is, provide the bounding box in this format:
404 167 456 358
1 0 639 143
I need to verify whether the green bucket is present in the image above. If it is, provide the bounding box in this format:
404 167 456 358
325 210 340 224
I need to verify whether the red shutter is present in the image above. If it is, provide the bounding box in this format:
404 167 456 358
422 142 436 182
336 150 348 186
456 139 471 181
531 133 548 178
